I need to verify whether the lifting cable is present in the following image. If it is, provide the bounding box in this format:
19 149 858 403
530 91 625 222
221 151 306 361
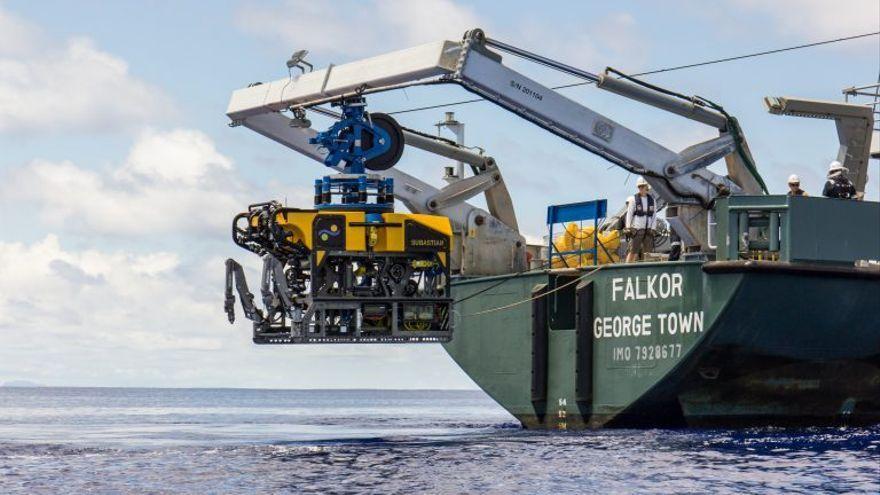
388 31 879 116
453 230 624 307
454 226 675 318
452 262 550 306
458 267 601 318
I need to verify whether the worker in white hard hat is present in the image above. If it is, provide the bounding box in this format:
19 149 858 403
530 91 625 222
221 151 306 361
787 174 808 196
624 176 656 263
822 160 856 199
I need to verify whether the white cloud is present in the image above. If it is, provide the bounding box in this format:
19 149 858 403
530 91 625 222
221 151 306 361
0 235 472 388
236 0 482 58
0 128 279 237
373 0 481 45
511 12 647 70
732 0 880 40
0 5 173 134
131 252 180 275
0 235 223 352
0 3 41 57
118 128 233 185
236 1 648 80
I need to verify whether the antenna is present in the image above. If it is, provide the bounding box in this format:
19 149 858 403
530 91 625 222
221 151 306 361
285 49 313 74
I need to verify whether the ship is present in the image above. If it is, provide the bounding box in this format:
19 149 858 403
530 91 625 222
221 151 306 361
222 29 880 429
447 208 880 428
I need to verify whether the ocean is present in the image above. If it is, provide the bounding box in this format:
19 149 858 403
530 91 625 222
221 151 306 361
0 387 877 494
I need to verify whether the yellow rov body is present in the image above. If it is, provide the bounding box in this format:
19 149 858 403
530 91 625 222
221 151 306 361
263 209 452 268
226 201 453 344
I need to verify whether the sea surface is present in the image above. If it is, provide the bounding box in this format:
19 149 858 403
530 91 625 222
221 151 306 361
0 387 877 494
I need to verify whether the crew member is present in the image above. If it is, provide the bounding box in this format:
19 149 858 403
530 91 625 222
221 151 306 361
624 177 656 263
822 161 856 199
787 174 808 196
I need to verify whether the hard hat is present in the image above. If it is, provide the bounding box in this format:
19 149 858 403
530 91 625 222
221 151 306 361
636 177 649 187
828 160 847 173
787 174 800 184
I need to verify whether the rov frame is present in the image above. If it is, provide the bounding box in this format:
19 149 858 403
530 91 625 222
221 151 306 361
225 201 453 344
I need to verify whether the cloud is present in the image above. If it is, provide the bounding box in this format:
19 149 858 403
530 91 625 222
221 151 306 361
511 12 647 71
0 235 470 388
731 0 880 40
118 128 234 185
235 0 482 58
0 3 42 57
373 0 482 45
0 235 223 352
0 5 173 134
236 1 648 82
0 128 283 237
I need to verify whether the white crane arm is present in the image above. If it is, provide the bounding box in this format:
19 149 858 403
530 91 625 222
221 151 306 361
228 30 759 207
765 96 874 194
227 41 460 121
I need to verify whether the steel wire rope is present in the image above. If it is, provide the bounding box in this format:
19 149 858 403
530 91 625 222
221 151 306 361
452 261 551 305
454 226 667 318
452 229 626 307
459 266 601 318
387 32 880 116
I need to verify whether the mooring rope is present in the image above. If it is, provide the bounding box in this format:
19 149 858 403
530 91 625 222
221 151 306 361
459 267 600 318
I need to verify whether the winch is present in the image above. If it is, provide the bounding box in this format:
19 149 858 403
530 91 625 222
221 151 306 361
225 98 453 344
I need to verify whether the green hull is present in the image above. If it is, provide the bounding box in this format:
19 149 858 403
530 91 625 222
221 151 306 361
444 261 880 429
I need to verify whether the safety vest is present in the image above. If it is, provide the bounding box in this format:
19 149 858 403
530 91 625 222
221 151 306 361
633 194 655 217
824 176 855 199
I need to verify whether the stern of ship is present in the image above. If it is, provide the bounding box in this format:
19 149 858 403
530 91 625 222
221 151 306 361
444 196 880 429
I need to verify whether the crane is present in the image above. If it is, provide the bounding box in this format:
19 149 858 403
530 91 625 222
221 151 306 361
227 28 767 254
223 28 770 344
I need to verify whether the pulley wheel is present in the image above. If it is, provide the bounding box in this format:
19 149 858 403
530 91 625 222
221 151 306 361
364 113 404 171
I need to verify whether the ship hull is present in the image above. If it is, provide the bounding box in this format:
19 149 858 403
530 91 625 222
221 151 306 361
443 260 880 429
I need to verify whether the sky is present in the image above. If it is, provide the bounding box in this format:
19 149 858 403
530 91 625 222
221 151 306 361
0 0 878 389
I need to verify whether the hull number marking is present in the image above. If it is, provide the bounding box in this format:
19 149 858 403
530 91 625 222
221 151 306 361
612 344 683 362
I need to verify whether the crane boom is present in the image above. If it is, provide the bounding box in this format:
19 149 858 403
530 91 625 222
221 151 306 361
765 95 874 194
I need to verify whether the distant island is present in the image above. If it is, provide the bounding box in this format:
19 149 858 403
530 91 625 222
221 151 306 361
2 380 44 387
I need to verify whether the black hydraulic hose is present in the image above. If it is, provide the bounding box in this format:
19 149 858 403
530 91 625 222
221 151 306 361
695 96 769 194
606 67 702 109
606 67 769 194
